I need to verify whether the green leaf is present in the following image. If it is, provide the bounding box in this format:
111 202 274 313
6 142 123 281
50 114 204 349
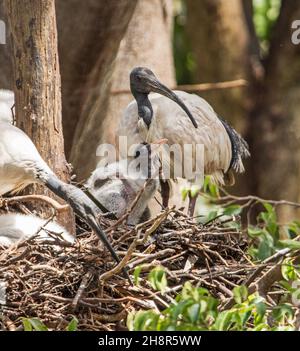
133 265 143 286
206 210 218 222
203 176 219 198
22 318 33 331
279 239 300 250
233 285 248 304
187 303 200 324
180 187 189 201
254 301 266 325
66 317 78 331
133 310 159 331
286 221 300 238
214 311 233 331
148 266 168 294
190 185 200 198
272 304 294 322
257 238 274 260
281 259 298 281
126 311 135 331
22 318 48 331
223 205 242 216
263 202 274 214
248 226 264 237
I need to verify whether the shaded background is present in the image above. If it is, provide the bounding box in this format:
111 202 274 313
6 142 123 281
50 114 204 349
1 0 300 222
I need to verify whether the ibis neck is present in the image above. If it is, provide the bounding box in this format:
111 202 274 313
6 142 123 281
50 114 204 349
133 92 153 128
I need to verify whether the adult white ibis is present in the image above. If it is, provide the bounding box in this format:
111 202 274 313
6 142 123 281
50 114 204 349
0 90 126 278
87 141 165 225
0 213 74 247
118 67 250 215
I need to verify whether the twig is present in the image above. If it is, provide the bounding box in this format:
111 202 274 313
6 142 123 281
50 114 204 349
111 79 248 95
71 271 93 311
0 195 69 212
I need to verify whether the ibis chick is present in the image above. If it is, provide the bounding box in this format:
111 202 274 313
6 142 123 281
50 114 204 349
87 141 165 225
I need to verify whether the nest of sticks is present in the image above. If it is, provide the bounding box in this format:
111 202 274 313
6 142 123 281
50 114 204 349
0 193 293 331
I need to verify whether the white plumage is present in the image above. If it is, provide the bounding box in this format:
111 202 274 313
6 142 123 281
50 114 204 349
0 89 123 267
0 121 54 195
118 91 234 184
117 67 250 215
87 142 162 225
0 89 53 195
0 213 74 247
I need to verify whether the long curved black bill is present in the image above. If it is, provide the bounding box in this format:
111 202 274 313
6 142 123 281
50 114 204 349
44 174 131 283
150 80 198 128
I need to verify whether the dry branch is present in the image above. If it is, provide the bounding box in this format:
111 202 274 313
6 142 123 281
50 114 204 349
111 79 248 95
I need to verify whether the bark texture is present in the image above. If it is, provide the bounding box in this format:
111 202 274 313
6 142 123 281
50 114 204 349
100 0 175 150
67 0 138 179
185 0 248 131
4 0 75 231
0 1 13 89
185 0 250 195
246 1 300 222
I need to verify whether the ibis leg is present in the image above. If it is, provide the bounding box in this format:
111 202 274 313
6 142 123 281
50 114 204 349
44 174 131 283
188 192 198 217
160 179 170 208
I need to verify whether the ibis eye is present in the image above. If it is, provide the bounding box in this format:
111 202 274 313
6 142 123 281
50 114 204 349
134 150 141 158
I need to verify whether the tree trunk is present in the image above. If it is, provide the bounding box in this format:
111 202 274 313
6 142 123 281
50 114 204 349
56 0 138 160
99 0 175 149
0 1 12 89
185 0 248 130
185 0 250 195
67 0 138 180
246 1 300 222
4 0 75 232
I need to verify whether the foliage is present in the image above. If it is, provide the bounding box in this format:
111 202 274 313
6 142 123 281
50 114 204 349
148 266 168 294
173 0 282 81
21 317 78 331
128 273 297 331
129 182 300 331
21 317 49 331
198 177 300 262
248 202 300 261
173 0 195 84
253 0 281 51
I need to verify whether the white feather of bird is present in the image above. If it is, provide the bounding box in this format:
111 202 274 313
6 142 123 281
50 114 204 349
0 90 50 195
117 67 250 215
86 142 162 225
0 213 74 247
119 91 240 184
0 89 124 269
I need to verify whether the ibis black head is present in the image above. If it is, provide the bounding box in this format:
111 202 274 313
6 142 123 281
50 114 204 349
130 67 198 128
